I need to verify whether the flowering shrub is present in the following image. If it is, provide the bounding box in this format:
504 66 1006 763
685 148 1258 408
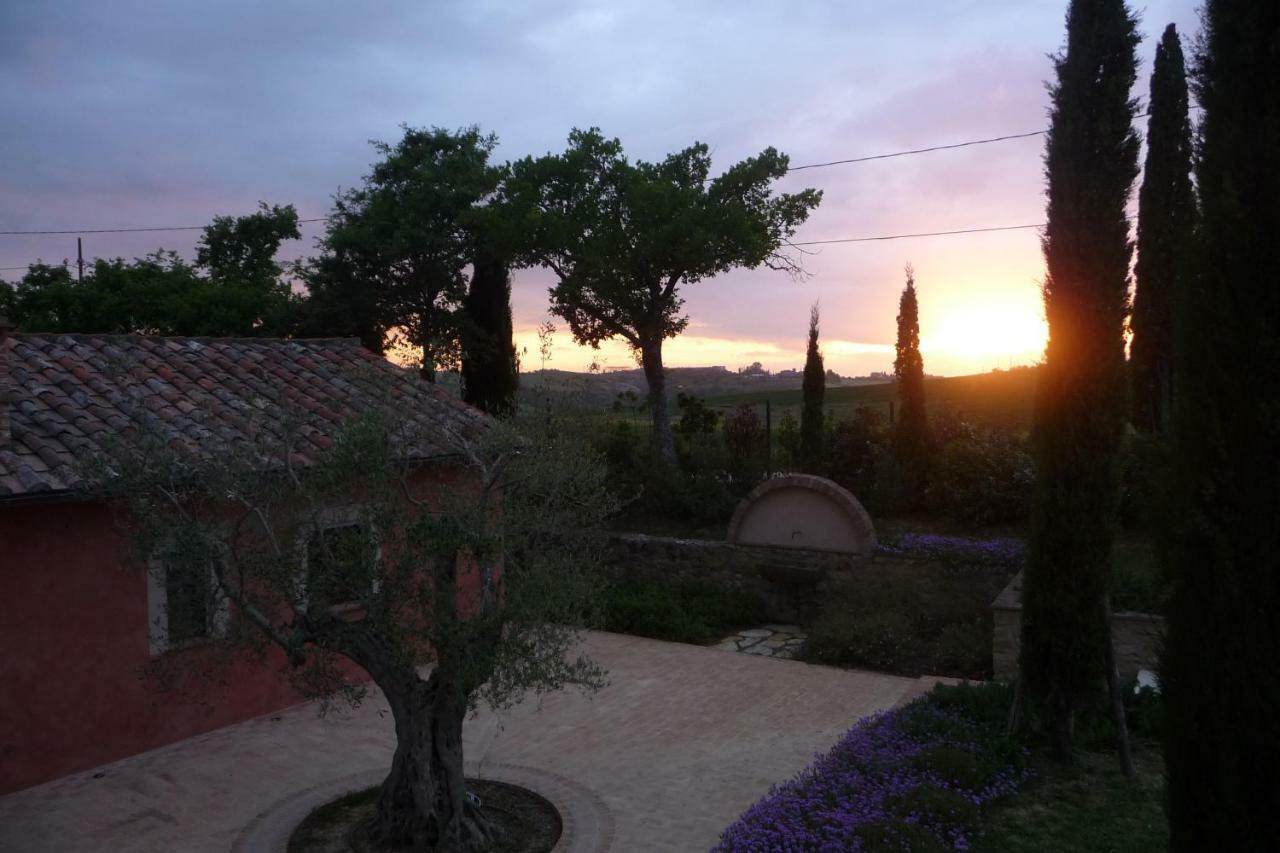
713 684 1032 852
876 533 1026 573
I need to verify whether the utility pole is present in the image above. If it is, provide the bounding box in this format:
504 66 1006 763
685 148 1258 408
76 237 84 284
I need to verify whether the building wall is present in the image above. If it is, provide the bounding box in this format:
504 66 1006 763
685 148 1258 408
0 500 363 795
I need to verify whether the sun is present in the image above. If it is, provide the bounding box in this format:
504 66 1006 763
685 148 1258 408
923 303 1047 365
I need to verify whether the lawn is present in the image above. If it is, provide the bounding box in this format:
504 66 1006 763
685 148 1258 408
975 744 1167 853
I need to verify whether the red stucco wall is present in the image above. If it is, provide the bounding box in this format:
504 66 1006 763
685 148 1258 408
0 500 359 795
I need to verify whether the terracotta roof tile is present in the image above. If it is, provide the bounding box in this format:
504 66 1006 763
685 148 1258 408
0 334 490 500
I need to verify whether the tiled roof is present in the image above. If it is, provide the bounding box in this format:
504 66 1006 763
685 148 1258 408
0 333 490 501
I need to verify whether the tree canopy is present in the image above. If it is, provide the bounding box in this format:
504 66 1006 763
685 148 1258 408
801 302 824 472
321 126 504 380
1162 0 1280 847
503 128 821 465
892 264 930 489
2 203 301 337
97 395 616 849
1019 0 1140 764
1131 23 1195 433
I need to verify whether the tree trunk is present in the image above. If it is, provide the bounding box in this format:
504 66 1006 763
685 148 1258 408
1052 689 1075 765
1103 603 1137 778
639 338 676 468
421 343 437 383
367 674 495 850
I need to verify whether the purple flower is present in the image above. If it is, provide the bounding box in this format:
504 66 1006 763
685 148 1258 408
875 533 1026 571
712 694 1032 852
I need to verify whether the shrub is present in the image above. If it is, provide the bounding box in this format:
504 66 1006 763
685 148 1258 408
602 577 765 645
932 428 1033 528
801 580 994 680
674 392 719 437
825 404 888 499
722 403 766 488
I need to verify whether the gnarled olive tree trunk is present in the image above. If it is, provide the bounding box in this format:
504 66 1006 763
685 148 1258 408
365 668 495 850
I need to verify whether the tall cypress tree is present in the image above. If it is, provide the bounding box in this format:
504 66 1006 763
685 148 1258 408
800 303 824 472
1130 24 1195 433
1162 1 1280 848
460 245 519 416
1019 0 1139 763
893 264 930 489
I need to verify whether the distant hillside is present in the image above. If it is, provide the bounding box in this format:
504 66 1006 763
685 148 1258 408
517 365 881 408
705 366 1039 431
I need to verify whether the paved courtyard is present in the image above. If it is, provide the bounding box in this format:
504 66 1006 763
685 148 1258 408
0 631 937 852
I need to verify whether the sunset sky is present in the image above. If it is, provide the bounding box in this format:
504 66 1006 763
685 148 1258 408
1 0 1197 376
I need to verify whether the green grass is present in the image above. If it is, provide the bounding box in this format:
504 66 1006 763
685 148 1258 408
975 743 1168 853
706 366 1038 432
602 577 766 644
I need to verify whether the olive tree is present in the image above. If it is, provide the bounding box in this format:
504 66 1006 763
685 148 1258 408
94 394 615 850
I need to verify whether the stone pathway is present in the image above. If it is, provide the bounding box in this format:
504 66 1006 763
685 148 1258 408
713 624 807 659
0 631 922 853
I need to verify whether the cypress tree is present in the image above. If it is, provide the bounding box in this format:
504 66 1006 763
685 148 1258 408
1130 24 1195 433
800 303 824 472
892 264 930 490
460 245 519 416
1162 2 1280 848
1018 0 1140 763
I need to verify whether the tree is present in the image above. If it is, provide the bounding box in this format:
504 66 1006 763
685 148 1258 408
460 243 519 416
294 252 388 353
1130 24 1195 433
0 277 14 318
1162 1 1280 848
892 264 931 488
323 126 504 379
504 128 821 467
97 395 616 849
800 303 825 472
4 205 301 337
1018 0 1140 765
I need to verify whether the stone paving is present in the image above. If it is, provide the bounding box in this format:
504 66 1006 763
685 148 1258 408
0 631 933 853
713 624 807 659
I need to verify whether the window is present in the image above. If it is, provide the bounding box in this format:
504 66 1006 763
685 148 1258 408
147 550 228 656
305 522 375 610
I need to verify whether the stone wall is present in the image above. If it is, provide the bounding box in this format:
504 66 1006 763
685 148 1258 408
610 533 1013 625
991 571 1164 680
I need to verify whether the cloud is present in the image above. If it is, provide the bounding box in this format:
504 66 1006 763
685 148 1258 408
1 0 1197 374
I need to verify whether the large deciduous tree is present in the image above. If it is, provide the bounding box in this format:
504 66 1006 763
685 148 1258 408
504 128 821 467
800 303 824 472
323 126 504 380
99 399 614 850
1162 1 1280 848
892 264 930 489
1130 24 1195 434
1019 0 1140 765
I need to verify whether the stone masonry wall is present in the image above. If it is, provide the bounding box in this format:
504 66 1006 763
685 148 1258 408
991 571 1164 680
610 533 1013 626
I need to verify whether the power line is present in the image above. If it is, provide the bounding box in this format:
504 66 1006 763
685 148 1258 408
788 129 1047 171
791 223 1044 245
0 217 328 237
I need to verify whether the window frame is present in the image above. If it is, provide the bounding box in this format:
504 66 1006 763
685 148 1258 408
146 546 230 657
297 506 381 615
